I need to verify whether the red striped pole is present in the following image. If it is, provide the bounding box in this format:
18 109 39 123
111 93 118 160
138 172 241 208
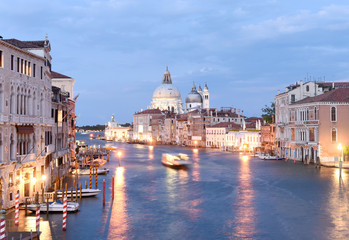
0 210 5 240
103 179 105 207
112 177 114 201
62 196 67 231
36 205 40 233
15 191 19 226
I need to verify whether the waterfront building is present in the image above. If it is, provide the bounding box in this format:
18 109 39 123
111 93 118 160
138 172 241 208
150 115 165 143
0 37 75 208
175 114 189 146
206 122 240 149
260 123 276 155
225 122 261 152
133 109 163 142
275 80 349 162
288 87 349 163
105 115 130 141
51 71 75 100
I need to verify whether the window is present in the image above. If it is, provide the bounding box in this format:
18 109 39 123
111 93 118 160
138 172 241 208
309 128 315 142
17 57 20 72
306 85 309 92
33 64 36 77
11 55 14 70
331 128 337 142
291 94 295 103
40 66 43 79
21 59 23 73
0 50 2 67
331 106 336 122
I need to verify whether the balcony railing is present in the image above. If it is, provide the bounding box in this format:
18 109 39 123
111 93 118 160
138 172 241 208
17 153 36 163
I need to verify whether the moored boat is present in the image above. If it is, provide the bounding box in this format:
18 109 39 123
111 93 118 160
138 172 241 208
27 200 79 212
72 168 109 175
57 188 101 198
162 153 191 169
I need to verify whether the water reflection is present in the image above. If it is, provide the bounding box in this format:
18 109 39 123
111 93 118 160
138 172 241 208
191 151 200 182
326 168 349 239
231 155 257 238
107 167 129 239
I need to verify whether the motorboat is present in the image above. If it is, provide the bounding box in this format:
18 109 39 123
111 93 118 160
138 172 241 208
72 168 109 175
27 200 79 212
56 188 101 198
161 153 191 169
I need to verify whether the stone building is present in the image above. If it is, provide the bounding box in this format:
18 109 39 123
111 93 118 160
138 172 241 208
105 115 130 142
0 37 75 208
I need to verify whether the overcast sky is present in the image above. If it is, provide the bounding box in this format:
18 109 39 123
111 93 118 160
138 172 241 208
1 0 349 125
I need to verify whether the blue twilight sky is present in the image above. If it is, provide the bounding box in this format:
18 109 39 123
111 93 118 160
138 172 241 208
1 0 349 125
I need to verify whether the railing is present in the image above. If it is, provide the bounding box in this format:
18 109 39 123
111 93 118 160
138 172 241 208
17 153 36 163
24 192 55 204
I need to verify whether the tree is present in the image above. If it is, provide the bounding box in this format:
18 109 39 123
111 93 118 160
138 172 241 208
261 102 275 124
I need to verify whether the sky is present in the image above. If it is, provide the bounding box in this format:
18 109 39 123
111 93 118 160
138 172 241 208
1 0 349 125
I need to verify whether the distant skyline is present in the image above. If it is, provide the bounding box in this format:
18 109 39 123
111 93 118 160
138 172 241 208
1 0 349 125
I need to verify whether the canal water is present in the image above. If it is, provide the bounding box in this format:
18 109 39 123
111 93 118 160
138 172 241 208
7 132 349 239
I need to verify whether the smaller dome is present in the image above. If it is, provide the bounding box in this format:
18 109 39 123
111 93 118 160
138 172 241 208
185 90 203 104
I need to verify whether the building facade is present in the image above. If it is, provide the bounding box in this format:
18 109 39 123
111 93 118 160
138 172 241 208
0 37 75 208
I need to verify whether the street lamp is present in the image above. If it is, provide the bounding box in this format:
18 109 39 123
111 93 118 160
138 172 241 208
117 151 122 167
338 143 343 178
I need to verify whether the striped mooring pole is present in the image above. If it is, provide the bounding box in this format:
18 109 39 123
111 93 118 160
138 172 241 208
0 210 5 240
62 197 67 231
15 191 19 226
95 164 98 188
89 164 92 189
36 204 40 233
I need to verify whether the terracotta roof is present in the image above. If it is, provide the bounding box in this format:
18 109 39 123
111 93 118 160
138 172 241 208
319 82 349 88
208 122 241 129
177 114 188 121
51 71 71 79
294 88 349 105
245 117 263 122
2 39 46 49
151 115 165 120
136 109 163 115
246 122 257 129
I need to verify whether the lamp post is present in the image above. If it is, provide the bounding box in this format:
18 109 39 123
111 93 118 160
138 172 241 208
117 151 122 167
338 143 343 178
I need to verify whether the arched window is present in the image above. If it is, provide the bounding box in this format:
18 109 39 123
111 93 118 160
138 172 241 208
331 128 337 142
314 107 317 120
331 106 336 122
306 85 309 92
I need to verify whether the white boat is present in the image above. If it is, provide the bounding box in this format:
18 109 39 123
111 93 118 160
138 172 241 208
56 188 101 198
72 168 109 175
161 153 191 169
27 201 79 212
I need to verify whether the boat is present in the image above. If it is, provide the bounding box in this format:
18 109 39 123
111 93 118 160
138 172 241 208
56 188 101 198
71 168 109 175
27 200 79 212
161 153 191 169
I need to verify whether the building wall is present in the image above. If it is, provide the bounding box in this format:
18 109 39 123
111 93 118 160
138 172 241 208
319 104 349 161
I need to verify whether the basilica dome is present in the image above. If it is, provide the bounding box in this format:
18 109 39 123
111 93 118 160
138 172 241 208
152 84 181 99
150 67 183 114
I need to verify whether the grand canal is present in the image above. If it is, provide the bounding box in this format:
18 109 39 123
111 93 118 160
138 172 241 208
8 132 349 239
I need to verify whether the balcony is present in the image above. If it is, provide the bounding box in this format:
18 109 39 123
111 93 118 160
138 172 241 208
0 115 9 123
45 144 55 154
17 153 36 163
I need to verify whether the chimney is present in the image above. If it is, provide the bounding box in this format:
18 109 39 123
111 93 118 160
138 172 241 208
238 109 240 118
272 115 275 123
332 82 334 88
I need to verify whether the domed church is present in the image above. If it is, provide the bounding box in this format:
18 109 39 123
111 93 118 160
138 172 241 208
151 67 184 114
150 67 209 113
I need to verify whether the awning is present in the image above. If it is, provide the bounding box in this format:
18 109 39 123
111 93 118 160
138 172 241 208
16 125 34 134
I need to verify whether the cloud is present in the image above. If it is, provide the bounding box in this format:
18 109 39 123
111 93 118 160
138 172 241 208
240 5 349 41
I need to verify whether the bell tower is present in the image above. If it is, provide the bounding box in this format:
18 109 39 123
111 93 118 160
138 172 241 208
203 83 209 109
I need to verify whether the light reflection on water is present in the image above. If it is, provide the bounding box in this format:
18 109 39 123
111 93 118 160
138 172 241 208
231 155 256 238
107 167 129 240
